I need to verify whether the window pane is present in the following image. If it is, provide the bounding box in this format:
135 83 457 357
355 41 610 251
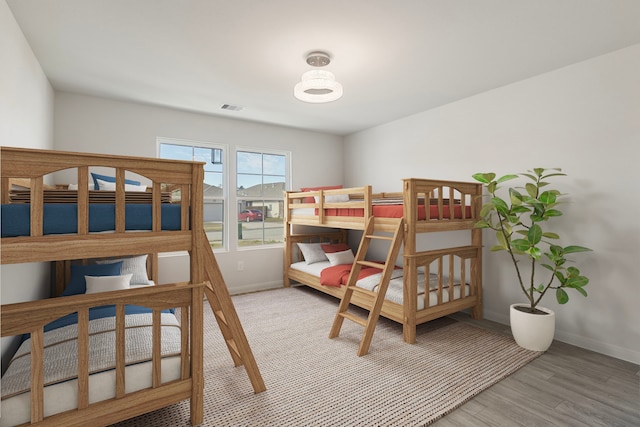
160 144 193 161
237 174 262 196
263 153 286 176
237 151 262 174
160 141 225 250
237 199 284 246
204 200 224 249
236 148 288 247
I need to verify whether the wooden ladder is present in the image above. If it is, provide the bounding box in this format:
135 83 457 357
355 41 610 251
329 216 405 356
200 232 266 393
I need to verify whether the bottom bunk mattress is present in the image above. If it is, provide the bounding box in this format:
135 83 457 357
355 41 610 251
1 308 182 427
290 261 470 309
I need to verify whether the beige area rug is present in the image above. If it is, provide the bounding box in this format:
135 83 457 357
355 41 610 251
114 287 542 427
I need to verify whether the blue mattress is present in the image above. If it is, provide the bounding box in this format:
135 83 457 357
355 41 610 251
1 204 183 237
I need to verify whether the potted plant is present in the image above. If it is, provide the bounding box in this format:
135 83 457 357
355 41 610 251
472 168 592 351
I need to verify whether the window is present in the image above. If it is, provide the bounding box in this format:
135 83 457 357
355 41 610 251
236 149 288 247
159 139 226 249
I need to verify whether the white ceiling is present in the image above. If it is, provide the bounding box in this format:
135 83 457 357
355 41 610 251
8 0 640 136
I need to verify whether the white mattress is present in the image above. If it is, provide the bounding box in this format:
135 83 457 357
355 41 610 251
290 261 470 310
0 358 181 427
0 313 182 426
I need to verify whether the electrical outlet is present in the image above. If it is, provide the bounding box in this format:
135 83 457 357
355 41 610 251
237 261 244 271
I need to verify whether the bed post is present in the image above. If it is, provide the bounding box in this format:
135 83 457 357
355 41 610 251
189 163 205 424
402 179 418 344
283 191 292 287
471 182 483 319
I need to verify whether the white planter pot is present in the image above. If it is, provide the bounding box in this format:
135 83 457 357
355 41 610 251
509 304 555 352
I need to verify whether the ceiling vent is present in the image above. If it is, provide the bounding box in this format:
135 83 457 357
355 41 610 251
220 104 243 112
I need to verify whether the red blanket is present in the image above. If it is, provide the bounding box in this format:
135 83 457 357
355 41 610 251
320 264 385 287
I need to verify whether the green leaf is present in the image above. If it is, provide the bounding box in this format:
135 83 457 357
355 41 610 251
474 220 490 229
487 181 497 194
490 245 506 252
496 174 518 184
511 205 530 214
527 247 542 260
495 230 508 249
542 232 559 239
525 183 538 198
563 245 593 254
544 209 562 218
566 276 589 288
479 203 494 218
511 238 530 252
492 197 509 215
472 173 493 184
566 266 580 276
502 222 512 236
522 173 536 181
527 224 542 245
540 263 554 272
533 168 545 176
574 287 588 297
541 172 566 180
556 288 569 304
539 191 557 204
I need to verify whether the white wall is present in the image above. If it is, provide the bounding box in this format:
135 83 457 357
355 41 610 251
1 0 55 370
54 92 343 294
344 44 640 364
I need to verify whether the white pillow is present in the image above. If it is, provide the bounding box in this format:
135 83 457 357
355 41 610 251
314 194 350 203
297 242 329 264
85 274 133 294
95 254 152 285
96 178 147 192
67 183 96 190
326 249 355 266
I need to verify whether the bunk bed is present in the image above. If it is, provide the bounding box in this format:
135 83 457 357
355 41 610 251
284 179 483 344
0 146 209 426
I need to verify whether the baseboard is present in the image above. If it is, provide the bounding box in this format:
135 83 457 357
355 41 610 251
228 280 283 296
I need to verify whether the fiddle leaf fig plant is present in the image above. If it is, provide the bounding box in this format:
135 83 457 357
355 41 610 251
472 168 592 314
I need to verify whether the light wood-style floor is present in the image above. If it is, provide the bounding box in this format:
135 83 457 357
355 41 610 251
433 312 640 426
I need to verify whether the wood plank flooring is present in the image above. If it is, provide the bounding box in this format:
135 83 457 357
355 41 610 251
433 313 640 427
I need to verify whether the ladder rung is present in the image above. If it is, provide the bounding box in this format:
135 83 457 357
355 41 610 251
365 234 393 241
339 311 367 327
357 260 386 270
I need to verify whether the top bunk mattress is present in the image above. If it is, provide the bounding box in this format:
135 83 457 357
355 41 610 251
1 203 182 237
292 202 470 220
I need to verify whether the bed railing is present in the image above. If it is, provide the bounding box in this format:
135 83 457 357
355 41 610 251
285 186 372 230
0 146 204 264
285 178 483 233
1 282 204 426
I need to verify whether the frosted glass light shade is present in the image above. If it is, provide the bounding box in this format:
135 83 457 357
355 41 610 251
294 70 343 103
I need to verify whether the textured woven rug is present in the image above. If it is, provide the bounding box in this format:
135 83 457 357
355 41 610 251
113 287 542 426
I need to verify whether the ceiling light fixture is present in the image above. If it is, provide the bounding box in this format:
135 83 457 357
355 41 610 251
294 52 343 103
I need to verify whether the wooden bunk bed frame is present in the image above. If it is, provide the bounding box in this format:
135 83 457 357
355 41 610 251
284 178 483 344
0 146 263 426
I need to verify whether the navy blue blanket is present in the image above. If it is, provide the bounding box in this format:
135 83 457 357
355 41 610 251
1 204 182 237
